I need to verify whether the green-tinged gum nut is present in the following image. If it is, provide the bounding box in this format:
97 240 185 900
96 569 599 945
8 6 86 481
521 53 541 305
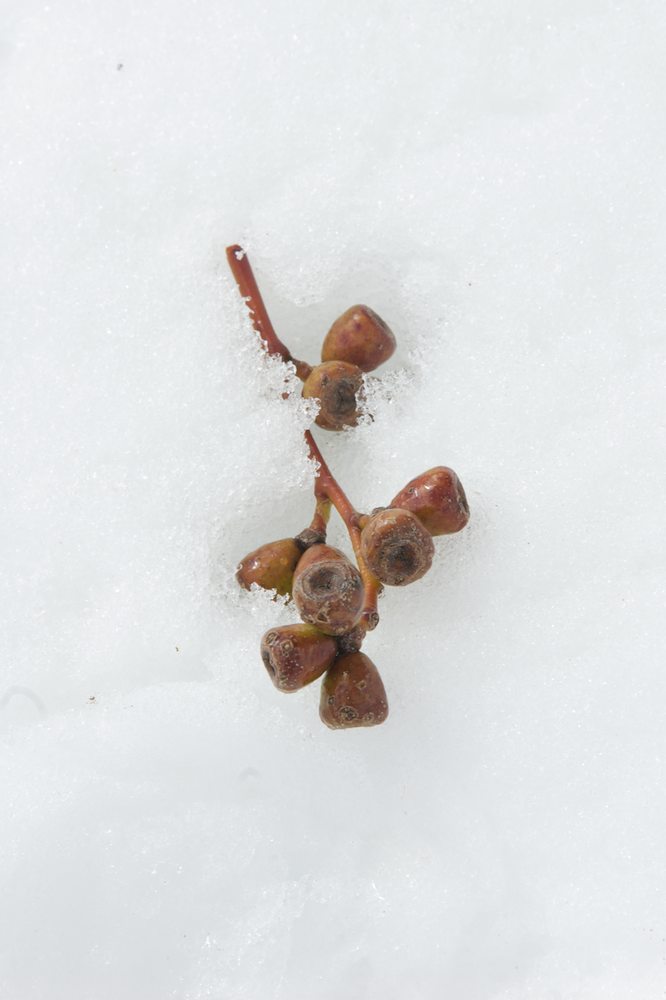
319 652 389 729
260 624 338 692
321 305 396 373
292 544 363 636
360 508 434 586
301 361 363 432
390 466 470 536
236 538 303 596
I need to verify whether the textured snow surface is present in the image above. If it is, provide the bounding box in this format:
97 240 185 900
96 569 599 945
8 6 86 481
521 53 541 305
2 1 666 998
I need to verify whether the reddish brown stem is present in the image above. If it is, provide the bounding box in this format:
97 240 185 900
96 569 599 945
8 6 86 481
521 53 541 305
227 243 379 631
310 493 332 541
226 245 312 380
295 490 331 550
305 430 381 631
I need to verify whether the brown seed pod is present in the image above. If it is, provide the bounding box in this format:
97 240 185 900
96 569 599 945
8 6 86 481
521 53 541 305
321 305 396 373
236 538 303 597
261 624 337 692
301 361 363 432
320 652 389 729
390 466 470 536
292 544 363 636
360 508 434 586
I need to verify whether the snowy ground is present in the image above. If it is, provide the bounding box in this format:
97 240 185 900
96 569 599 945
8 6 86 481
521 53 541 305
2 2 666 998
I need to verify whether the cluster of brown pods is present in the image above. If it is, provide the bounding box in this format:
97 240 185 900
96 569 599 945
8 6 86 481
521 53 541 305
228 245 469 730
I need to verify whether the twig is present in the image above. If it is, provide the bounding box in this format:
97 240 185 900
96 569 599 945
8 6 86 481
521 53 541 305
305 430 381 631
227 243 380 632
226 245 312 380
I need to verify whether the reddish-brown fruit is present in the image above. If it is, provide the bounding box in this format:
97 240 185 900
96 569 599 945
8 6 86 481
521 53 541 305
301 361 363 431
261 624 337 692
321 306 396 373
390 466 470 536
236 538 303 597
360 508 434 586
292 544 363 636
319 652 389 729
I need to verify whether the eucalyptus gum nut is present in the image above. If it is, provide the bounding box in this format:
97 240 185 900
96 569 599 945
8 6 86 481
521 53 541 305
390 466 470 536
292 544 363 636
319 652 389 729
321 305 397 373
236 538 303 597
261 624 337 692
301 361 363 432
360 508 434 586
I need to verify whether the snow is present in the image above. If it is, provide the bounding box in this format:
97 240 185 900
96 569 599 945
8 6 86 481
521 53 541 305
2 1 666 997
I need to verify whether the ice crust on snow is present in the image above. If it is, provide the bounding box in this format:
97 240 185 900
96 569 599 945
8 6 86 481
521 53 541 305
1 1 666 998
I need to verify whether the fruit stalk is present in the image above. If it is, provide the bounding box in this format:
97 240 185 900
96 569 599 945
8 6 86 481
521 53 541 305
305 430 381 631
225 244 312 380
310 489 332 539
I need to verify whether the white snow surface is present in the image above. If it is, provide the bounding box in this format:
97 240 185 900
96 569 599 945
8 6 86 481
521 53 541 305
2 2 666 997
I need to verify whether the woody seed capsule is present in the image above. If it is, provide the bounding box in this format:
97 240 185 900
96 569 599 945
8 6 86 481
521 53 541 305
360 507 434 586
261 624 338 692
321 305 396 373
319 652 389 729
301 360 363 432
292 543 364 636
390 466 470 536
236 537 303 597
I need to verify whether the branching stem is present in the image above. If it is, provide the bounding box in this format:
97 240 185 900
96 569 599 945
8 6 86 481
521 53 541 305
227 244 381 633
305 431 381 632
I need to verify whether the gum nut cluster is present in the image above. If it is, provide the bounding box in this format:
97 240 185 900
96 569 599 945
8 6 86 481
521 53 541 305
236 465 469 731
301 306 397 431
227 244 470 733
